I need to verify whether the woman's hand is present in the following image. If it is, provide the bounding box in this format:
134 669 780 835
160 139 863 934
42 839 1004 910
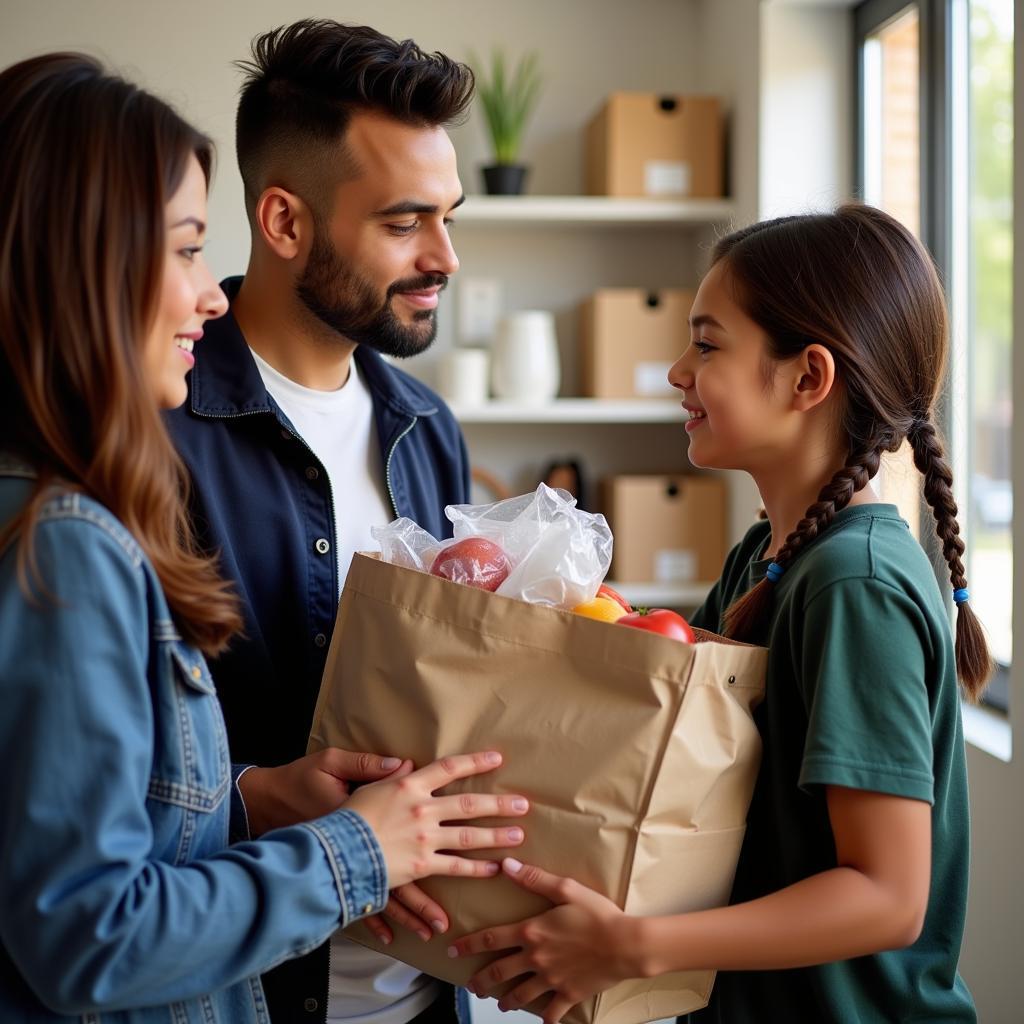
238 747 404 837
448 858 638 1024
345 752 529 890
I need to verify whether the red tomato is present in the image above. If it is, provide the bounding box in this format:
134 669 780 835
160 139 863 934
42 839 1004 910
429 537 511 591
617 608 695 643
597 583 633 614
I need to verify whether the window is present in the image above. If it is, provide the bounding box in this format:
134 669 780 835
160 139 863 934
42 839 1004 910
862 5 921 236
857 0 1014 711
952 0 1014 707
860 3 923 542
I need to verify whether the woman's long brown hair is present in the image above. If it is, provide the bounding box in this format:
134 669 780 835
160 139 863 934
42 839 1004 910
0 53 241 654
715 205 992 700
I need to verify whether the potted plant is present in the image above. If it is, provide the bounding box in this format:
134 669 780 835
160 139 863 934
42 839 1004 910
472 49 542 195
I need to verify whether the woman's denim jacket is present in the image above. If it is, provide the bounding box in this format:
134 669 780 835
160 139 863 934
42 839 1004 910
0 458 389 1023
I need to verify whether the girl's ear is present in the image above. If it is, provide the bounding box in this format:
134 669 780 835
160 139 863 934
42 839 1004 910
791 343 836 413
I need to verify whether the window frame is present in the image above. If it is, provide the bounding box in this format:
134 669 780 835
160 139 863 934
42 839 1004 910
854 0 1012 712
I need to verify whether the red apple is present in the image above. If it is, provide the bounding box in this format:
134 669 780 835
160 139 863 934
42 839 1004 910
429 537 511 591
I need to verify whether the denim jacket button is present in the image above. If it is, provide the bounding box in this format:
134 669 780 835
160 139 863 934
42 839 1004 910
362 902 374 914
314 538 330 555
191 665 202 680
305 466 319 481
280 428 291 441
313 633 327 648
303 997 319 1012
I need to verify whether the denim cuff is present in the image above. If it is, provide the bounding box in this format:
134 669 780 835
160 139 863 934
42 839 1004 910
302 808 389 925
228 764 256 844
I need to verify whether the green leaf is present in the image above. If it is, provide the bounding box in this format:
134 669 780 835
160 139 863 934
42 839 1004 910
470 47 543 164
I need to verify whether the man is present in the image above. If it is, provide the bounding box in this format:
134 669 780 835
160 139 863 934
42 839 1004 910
166 20 473 1024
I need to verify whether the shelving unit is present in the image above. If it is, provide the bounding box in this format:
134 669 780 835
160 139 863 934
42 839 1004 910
439 190 731 610
456 194 737 227
399 0 762 619
441 186 733 609
608 579 713 609
449 397 683 424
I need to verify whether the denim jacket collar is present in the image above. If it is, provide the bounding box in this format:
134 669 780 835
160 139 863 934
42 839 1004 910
189 277 438 422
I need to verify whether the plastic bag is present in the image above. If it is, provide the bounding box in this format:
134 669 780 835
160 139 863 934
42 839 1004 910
370 517 443 572
371 483 613 609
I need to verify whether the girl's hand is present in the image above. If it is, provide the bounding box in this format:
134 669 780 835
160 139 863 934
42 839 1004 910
448 858 639 1024
345 752 529 890
364 882 452 944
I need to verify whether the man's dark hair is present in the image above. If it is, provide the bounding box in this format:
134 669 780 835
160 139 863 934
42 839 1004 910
235 19 474 222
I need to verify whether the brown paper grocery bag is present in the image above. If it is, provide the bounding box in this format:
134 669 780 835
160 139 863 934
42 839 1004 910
308 553 766 1024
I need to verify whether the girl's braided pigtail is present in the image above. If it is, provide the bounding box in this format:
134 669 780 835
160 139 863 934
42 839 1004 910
908 418 993 699
724 445 882 642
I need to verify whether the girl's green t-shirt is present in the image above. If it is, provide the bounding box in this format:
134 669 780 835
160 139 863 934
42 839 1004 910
686 503 976 1024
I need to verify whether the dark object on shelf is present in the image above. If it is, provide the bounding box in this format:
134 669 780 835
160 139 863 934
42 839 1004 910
542 457 587 510
482 163 529 195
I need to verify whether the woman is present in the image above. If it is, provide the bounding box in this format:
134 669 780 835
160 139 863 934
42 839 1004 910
0 53 527 1022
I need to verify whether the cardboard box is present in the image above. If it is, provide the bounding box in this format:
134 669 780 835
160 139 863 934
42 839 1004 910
604 474 728 583
585 92 724 198
579 288 693 399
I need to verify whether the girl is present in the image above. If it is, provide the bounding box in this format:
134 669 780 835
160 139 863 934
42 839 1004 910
448 205 988 1023
0 53 528 1022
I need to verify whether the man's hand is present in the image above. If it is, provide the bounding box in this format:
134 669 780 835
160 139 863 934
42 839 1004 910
238 747 403 837
364 883 453 944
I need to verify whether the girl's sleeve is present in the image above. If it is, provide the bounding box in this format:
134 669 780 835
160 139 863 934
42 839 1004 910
0 518 387 1015
796 577 936 803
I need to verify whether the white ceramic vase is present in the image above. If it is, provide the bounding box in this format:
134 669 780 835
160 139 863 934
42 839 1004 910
491 310 561 404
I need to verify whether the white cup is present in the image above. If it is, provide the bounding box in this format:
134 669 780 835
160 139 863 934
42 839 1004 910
438 348 490 407
491 310 561 404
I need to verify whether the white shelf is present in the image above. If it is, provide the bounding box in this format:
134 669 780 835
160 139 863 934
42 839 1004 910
456 194 736 227
450 398 683 424
609 580 713 608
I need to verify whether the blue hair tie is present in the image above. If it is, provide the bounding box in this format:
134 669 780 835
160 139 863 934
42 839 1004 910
953 587 970 605
765 561 785 583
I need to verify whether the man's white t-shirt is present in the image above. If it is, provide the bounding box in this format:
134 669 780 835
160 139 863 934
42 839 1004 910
252 349 439 1024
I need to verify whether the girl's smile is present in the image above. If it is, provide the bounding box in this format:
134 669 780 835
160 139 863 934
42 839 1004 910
682 403 707 432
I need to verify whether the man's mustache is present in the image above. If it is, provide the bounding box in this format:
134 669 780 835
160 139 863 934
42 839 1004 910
387 274 449 299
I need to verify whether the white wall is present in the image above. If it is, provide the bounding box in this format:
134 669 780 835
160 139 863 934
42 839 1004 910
0 0 703 283
759 0 853 217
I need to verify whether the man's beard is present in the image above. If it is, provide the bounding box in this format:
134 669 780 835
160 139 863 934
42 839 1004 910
295 229 447 359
